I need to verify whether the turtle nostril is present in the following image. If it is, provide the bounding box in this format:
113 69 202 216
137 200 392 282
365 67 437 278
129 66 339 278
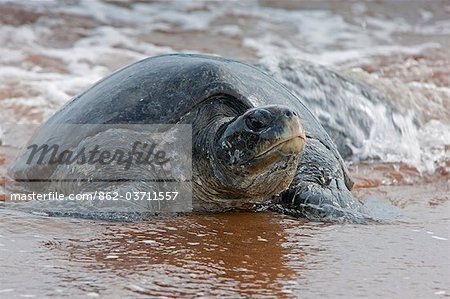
284 110 293 118
245 109 271 131
283 109 297 118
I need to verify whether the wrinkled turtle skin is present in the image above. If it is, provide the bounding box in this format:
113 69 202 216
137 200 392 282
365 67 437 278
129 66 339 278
12 54 363 221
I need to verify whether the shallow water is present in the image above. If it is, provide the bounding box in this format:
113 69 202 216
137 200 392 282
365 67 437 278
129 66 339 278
1 197 449 298
0 0 449 298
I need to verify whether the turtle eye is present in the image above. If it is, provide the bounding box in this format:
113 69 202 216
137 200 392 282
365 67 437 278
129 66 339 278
245 109 272 132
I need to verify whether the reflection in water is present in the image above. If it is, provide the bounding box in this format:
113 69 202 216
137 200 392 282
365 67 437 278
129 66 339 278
1 197 448 298
58 212 316 297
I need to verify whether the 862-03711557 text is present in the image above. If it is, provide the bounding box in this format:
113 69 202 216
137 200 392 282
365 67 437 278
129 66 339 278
8 191 180 201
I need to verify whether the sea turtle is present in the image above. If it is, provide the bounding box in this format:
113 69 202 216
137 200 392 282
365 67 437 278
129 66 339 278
11 54 364 221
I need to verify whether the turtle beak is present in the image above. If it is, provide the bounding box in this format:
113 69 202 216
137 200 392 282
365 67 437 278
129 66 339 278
290 114 306 141
252 106 306 159
269 106 305 155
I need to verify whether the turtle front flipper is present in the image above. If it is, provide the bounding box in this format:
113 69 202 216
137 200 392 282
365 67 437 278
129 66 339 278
275 179 366 223
272 137 367 223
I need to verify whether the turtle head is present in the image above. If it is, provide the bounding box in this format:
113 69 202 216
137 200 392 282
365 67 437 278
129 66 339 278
209 105 306 201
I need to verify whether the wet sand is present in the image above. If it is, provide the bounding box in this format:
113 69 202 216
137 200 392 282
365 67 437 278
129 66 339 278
1 196 448 298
